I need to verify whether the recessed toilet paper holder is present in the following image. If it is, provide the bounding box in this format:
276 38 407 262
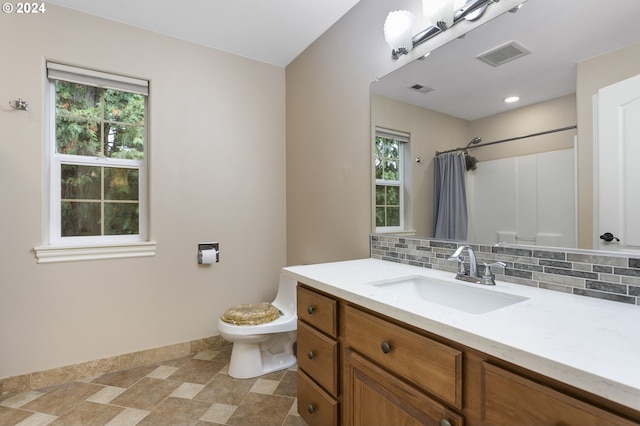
198 242 219 264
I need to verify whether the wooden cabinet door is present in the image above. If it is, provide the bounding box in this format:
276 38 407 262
481 362 640 426
344 349 464 426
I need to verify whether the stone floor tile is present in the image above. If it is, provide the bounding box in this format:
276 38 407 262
199 402 237 424
104 407 150 426
0 391 44 409
167 359 227 385
193 349 220 361
21 382 104 416
109 377 181 411
283 414 308 426
14 412 57 426
227 392 295 426
170 382 205 399
250 379 279 395
48 401 123 426
0 406 33 425
146 365 179 380
274 371 297 397
135 397 211 426
194 374 255 406
90 386 128 406
92 365 157 388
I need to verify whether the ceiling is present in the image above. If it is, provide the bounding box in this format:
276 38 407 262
46 0 361 67
371 0 640 120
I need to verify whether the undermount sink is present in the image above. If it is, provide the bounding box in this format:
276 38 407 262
369 275 528 314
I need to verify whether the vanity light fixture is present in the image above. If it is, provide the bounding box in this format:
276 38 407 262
385 0 495 59
383 10 416 57
423 0 461 31
504 96 520 103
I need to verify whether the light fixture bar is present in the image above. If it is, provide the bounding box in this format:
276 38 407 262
394 0 493 59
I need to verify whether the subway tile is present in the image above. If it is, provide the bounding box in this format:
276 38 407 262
532 272 585 288
567 253 627 267
370 235 640 308
598 274 622 284
543 267 598 280
585 280 627 295
593 265 613 274
493 246 533 257
540 259 572 270
614 267 640 278
573 288 636 304
538 282 573 294
512 263 543 273
532 250 566 260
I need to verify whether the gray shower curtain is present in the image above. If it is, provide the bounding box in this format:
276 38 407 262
433 152 468 240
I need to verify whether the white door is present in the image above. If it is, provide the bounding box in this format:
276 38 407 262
595 74 640 251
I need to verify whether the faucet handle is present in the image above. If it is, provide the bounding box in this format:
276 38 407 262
447 255 466 274
482 261 506 275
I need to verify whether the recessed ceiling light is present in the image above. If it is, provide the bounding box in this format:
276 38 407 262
504 96 520 103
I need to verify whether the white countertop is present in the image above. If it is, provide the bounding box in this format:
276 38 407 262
282 258 640 411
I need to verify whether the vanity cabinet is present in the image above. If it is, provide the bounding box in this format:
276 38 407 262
296 286 339 426
481 362 639 426
296 282 640 426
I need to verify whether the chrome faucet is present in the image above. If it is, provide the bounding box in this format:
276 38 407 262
447 244 505 286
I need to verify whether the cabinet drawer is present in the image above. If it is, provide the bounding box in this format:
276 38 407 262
298 370 339 426
344 305 462 409
297 285 337 337
297 320 339 395
482 362 639 426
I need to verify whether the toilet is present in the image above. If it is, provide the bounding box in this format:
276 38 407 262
217 273 297 379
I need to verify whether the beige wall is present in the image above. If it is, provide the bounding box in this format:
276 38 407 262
0 5 286 378
469 94 576 161
285 0 523 265
576 43 640 248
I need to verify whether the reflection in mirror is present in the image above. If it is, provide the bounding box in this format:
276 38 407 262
371 0 640 251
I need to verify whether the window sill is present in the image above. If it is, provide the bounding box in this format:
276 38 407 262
34 241 157 264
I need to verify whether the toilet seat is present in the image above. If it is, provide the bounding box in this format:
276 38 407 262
220 302 282 325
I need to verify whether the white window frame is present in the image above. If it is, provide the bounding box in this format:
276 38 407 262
34 63 156 263
374 128 412 234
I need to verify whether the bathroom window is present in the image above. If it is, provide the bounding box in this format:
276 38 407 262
35 63 155 263
375 129 410 232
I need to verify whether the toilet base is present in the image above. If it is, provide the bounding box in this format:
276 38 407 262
227 331 297 379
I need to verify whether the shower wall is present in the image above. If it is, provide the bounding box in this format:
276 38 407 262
466 148 576 247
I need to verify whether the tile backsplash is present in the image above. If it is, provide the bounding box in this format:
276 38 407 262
370 234 640 306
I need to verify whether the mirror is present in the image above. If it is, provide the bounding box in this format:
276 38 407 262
371 0 640 250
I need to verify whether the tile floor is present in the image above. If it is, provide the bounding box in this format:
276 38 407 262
0 345 308 426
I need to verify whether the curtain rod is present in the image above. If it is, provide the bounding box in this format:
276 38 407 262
435 125 577 156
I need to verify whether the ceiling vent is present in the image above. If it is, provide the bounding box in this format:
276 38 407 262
476 41 530 67
408 84 433 94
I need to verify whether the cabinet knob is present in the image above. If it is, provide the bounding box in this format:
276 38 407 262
380 341 391 354
306 305 314 314
307 350 314 360
439 419 452 426
307 404 315 414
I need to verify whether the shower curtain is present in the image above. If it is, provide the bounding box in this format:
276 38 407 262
433 152 468 240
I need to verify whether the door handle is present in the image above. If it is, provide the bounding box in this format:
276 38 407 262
600 232 620 242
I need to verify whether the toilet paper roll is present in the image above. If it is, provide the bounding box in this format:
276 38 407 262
200 249 218 264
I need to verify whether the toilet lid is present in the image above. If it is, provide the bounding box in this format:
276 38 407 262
220 302 283 325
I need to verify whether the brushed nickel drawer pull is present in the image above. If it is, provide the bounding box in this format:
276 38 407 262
381 341 391 354
307 404 315 414
307 350 315 359
307 305 314 314
439 419 452 426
